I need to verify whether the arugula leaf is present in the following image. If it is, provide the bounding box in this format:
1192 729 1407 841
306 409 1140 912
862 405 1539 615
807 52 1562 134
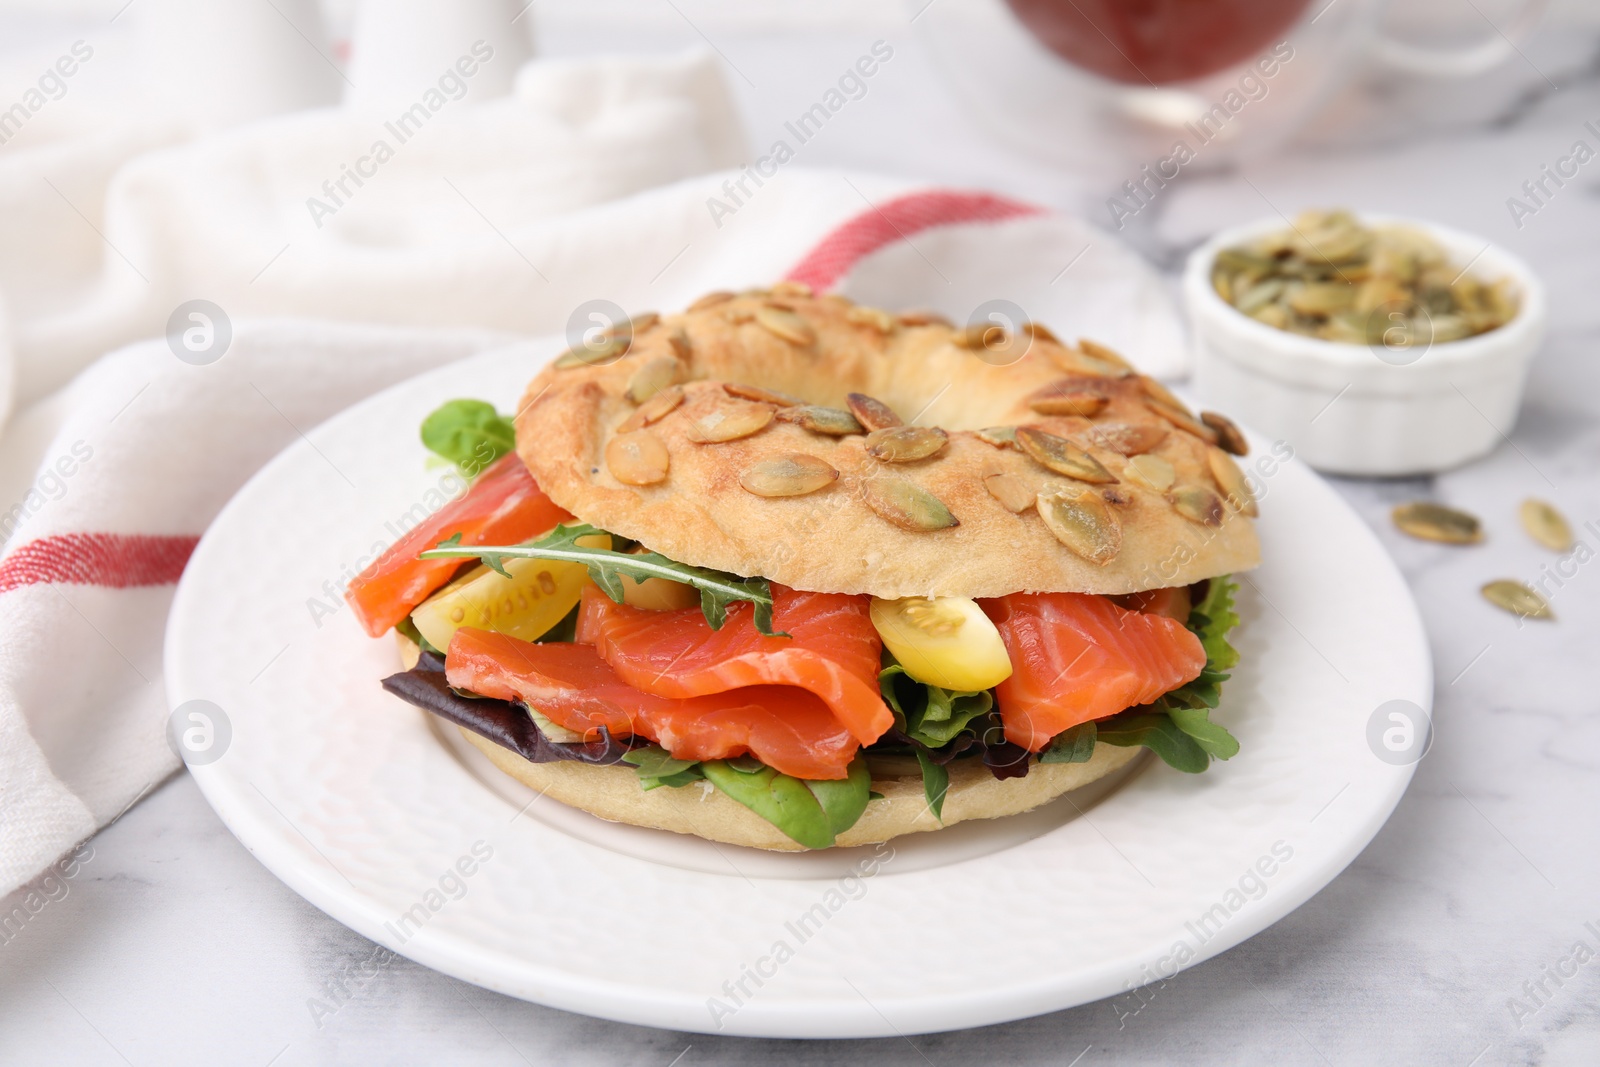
1160 578 1242 712
622 745 706 790
1158 576 1243 757
420 523 787 637
420 399 515 475
878 657 993 748
914 749 950 822
1095 712 1210 773
1166 706 1241 760
1162 665 1228 710
1039 721 1097 764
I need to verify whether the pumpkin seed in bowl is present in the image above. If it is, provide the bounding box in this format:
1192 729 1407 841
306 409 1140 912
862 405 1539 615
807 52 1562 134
1211 209 1518 346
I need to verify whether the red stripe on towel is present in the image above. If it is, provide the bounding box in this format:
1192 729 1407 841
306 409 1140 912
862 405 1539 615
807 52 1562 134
0 533 200 594
784 189 1044 292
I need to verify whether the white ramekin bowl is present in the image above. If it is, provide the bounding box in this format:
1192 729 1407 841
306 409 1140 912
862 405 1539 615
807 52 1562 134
1183 214 1546 476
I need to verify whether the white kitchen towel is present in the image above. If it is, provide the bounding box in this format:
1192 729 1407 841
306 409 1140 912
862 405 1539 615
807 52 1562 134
0 71 1185 901
0 321 508 895
0 46 749 424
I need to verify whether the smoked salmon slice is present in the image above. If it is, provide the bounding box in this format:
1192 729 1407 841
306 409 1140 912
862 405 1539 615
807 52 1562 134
982 592 1206 751
576 585 893 746
345 455 571 638
445 628 857 779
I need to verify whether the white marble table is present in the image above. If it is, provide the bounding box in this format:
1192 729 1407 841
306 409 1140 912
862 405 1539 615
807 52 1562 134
3 7 1599 1065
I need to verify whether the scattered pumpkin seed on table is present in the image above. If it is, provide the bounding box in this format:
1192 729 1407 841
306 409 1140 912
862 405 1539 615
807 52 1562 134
1392 502 1483 544
1481 580 1554 620
1519 499 1573 552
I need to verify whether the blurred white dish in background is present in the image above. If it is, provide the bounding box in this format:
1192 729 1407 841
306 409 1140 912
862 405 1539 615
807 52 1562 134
1184 214 1546 477
130 0 342 131
344 0 534 114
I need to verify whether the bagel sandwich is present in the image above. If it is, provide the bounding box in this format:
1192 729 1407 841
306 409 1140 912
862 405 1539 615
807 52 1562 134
356 283 1261 851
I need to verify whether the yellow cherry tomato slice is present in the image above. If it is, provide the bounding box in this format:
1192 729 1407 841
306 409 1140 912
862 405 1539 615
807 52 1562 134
869 596 1013 692
411 535 607 650
619 547 700 611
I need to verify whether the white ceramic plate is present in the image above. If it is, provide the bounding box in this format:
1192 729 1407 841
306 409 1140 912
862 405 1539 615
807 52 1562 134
165 340 1431 1038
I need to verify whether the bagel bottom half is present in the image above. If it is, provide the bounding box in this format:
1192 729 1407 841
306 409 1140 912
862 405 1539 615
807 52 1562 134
402 634 1144 850
458 726 1143 851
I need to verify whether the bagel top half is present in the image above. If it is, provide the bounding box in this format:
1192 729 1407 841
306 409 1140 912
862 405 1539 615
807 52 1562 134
516 285 1261 600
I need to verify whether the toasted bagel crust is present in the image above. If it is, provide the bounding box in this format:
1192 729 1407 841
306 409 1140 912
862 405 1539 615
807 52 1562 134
459 725 1143 851
516 289 1260 598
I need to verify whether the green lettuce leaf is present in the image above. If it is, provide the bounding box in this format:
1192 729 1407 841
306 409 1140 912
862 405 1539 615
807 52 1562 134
1191 576 1241 671
878 657 993 748
700 760 836 849
694 756 871 847
420 399 515 475
802 756 872 837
